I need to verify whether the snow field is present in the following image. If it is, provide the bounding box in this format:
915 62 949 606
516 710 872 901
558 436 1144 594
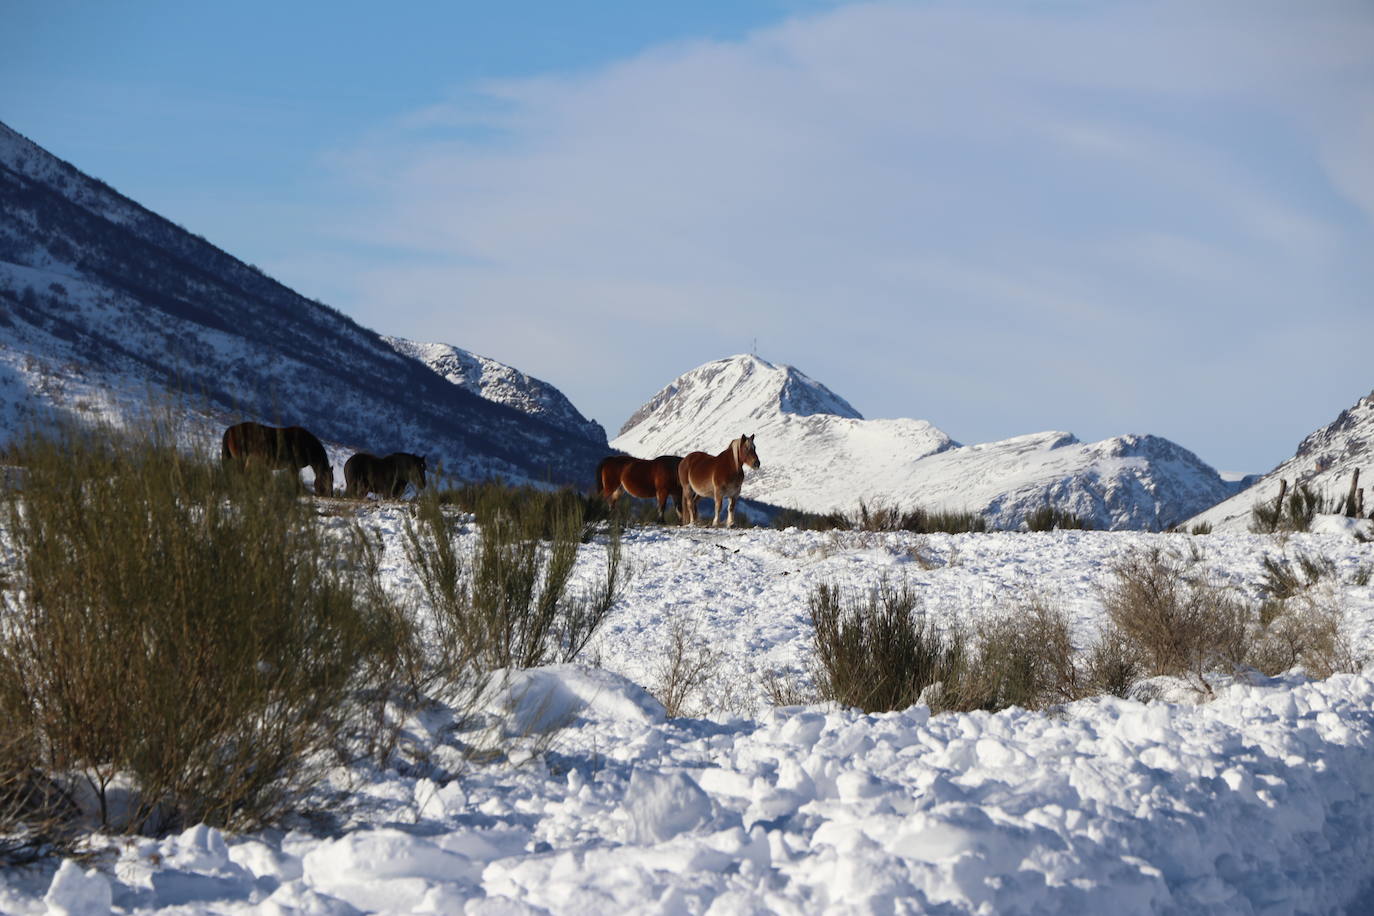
5 508 1374 914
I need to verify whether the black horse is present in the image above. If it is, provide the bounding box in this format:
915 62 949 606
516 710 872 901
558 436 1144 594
344 452 427 499
221 422 333 496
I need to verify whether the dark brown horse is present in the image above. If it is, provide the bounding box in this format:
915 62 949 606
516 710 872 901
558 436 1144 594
679 434 760 528
595 454 683 523
221 422 334 496
344 452 428 499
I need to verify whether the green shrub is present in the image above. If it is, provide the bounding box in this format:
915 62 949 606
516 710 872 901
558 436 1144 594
1251 483 1341 533
1023 505 1093 532
0 420 412 839
1260 551 1337 600
770 502 989 534
770 507 851 531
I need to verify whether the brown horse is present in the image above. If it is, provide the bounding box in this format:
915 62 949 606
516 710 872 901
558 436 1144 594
344 452 428 499
679 434 761 528
221 422 334 496
595 454 683 522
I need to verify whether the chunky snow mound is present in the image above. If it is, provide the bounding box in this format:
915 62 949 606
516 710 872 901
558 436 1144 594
386 337 607 445
1190 390 1374 533
5 513 1374 915
11 672 1374 914
614 355 1231 530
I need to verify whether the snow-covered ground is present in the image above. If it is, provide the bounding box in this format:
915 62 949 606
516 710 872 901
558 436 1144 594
5 508 1374 914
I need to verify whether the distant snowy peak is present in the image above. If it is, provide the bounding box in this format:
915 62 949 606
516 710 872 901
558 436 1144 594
1294 390 1374 467
385 337 606 445
613 354 1231 530
1189 389 1374 532
955 431 1235 531
618 354 863 438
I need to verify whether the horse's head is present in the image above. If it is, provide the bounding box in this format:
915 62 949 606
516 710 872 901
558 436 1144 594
737 434 760 470
412 455 428 492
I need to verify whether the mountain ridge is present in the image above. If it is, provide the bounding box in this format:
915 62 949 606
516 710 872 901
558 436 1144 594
1188 389 1374 532
0 120 608 485
613 354 1235 530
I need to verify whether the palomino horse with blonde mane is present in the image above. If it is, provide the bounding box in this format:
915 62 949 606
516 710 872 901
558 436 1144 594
221 421 334 496
595 454 684 523
678 434 760 528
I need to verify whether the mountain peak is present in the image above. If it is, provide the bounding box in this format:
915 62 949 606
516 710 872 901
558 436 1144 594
1189 387 1374 532
617 354 862 440
385 337 606 445
613 355 1230 529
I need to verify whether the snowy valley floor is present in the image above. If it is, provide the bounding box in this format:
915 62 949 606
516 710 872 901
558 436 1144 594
5 510 1374 915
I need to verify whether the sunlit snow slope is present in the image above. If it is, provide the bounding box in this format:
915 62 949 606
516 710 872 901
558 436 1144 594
1189 389 1374 532
385 337 606 445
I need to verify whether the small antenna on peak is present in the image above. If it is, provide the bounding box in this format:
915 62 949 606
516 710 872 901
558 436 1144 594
752 337 757 356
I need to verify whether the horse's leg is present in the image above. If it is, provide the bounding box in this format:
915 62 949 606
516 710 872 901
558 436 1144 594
711 487 723 527
726 494 737 528
654 481 668 524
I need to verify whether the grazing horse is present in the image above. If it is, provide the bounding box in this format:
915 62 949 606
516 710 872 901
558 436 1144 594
344 452 427 499
221 422 334 496
595 454 683 522
679 434 761 528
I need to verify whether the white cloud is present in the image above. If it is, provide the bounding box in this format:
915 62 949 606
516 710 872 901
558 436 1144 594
321 0 1374 470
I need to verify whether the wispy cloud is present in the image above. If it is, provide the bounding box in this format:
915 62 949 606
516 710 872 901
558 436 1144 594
315 0 1374 469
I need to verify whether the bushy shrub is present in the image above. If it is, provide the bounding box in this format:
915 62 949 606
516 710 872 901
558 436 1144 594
955 597 1085 711
770 507 849 531
1260 551 1337 600
778 501 989 534
650 618 719 719
1101 547 1251 692
0 420 413 841
403 482 625 683
433 479 623 540
1251 483 1341 533
1023 505 1093 532
809 580 966 713
1080 624 1144 698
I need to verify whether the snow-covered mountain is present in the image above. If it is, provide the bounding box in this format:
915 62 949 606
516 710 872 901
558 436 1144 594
385 337 605 445
1188 389 1374 532
613 354 1233 530
613 354 955 502
0 120 608 484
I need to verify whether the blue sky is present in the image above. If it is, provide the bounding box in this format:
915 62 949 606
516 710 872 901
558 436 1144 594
5 0 1373 473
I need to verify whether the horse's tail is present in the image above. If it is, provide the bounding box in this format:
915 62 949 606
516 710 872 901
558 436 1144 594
592 457 609 499
221 425 240 464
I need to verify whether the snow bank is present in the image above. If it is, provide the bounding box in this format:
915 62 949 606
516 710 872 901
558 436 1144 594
4 519 1374 914
8 670 1374 915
